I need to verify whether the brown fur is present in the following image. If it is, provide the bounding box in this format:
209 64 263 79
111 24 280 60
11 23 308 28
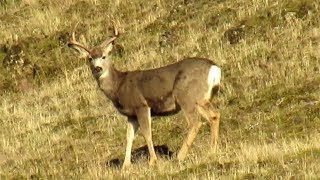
68 29 221 169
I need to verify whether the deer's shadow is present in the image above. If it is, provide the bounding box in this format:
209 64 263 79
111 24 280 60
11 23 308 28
107 145 174 168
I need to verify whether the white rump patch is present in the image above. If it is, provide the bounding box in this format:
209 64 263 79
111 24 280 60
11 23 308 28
208 65 221 87
205 65 221 100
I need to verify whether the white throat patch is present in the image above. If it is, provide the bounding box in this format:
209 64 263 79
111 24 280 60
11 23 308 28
99 70 109 79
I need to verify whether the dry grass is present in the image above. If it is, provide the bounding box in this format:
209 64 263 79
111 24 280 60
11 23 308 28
0 0 320 179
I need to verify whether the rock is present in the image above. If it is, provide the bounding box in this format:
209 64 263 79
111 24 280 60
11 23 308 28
224 26 245 44
2 42 39 92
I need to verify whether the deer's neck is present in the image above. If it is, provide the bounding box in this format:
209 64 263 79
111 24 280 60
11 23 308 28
97 64 125 101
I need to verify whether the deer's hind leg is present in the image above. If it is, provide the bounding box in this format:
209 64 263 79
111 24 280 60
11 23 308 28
196 102 220 153
176 100 203 161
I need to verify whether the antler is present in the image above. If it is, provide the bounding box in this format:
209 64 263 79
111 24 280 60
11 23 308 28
68 23 91 53
100 20 119 48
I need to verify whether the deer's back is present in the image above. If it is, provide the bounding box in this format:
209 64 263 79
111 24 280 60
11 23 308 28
116 58 219 116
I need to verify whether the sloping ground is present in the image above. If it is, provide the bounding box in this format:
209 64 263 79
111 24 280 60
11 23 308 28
0 0 319 179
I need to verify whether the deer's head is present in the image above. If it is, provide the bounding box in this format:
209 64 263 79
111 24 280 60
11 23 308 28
68 23 118 79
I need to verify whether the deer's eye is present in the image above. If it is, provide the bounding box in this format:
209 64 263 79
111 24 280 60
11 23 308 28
88 57 93 62
102 56 106 59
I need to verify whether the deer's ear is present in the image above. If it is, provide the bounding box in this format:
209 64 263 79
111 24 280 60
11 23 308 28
68 44 90 59
102 43 113 55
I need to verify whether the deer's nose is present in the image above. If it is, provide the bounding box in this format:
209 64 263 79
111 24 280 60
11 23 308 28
94 66 103 73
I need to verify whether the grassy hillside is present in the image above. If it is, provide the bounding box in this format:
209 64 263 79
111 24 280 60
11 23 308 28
0 0 319 179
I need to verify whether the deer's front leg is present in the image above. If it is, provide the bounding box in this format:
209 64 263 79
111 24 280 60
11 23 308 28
122 118 139 169
135 107 158 166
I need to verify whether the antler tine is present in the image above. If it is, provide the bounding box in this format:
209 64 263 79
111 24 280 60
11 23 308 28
71 22 81 41
68 22 91 53
112 20 119 37
100 20 119 48
72 31 76 41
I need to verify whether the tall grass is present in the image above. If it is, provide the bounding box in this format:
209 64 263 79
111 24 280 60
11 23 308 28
0 0 319 179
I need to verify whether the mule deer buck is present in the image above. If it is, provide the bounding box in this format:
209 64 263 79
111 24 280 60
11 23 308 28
68 23 221 169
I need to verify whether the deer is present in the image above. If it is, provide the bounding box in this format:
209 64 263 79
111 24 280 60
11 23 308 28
67 22 221 169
